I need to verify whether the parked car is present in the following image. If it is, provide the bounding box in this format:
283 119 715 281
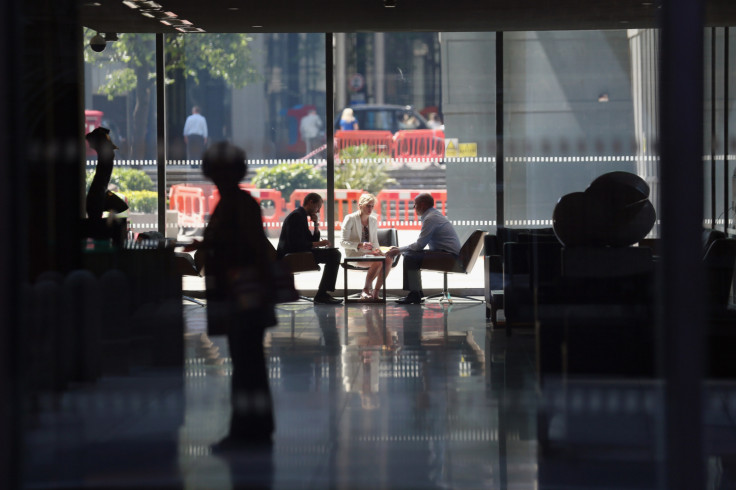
334 104 430 133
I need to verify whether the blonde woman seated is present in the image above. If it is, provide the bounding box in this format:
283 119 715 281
341 193 393 301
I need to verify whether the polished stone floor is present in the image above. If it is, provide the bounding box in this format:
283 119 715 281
21 299 736 489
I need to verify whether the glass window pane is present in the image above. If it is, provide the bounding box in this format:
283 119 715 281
336 32 491 291
165 33 327 290
504 30 648 229
84 30 159 239
704 28 736 233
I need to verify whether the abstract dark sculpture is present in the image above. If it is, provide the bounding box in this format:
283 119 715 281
85 127 128 220
552 171 656 247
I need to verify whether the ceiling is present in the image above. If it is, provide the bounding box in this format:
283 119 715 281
80 0 736 35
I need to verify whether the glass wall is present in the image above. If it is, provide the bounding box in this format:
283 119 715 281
704 27 736 233
89 29 675 291
163 32 327 247
161 31 492 291
336 32 478 289
503 30 649 228
32 13 736 490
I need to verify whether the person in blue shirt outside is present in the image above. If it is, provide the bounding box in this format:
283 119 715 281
339 108 359 130
183 105 209 160
385 193 461 304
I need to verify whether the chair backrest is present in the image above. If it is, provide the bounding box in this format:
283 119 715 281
376 228 397 247
377 228 400 267
264 238 278 261
266 238 320 273
704 237 736 310
458 230 487 273
175 252 200 277
703 229 727 254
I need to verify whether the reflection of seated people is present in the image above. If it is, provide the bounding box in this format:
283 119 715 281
340 193 394 301
342 306 394 410
277 192 342 304
314 306 340 355
385 193 461 304
342 344 380 410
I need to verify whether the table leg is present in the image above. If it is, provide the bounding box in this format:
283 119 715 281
381 260 386 303
344 263 348 303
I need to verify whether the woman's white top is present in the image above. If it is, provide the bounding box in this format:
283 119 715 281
341 211 380 257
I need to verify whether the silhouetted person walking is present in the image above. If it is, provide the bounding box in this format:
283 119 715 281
190 141 277 449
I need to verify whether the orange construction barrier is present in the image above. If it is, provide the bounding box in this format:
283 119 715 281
288 189 371 229
247 188 286 226
169 185 207 227
375 189 448 230
334 130 393 158
208 185 286 226
393 129 445 160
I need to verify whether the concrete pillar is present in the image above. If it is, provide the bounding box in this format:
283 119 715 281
374 33 385 104
628 29 660 228
335 33 347 111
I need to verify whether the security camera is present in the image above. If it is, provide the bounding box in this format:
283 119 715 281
89 33 106 52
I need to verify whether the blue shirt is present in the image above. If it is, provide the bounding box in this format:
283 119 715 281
400 207 461 255
183 113 208 138
339 119 356 131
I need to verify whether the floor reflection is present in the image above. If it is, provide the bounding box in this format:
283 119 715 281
23 299 736 488
24 300 540 489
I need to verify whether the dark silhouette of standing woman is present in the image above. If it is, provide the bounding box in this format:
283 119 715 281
193 142 277 450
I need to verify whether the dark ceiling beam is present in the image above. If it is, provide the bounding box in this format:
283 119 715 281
80 0 736 35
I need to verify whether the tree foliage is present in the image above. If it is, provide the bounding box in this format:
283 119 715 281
251 163 327 201
84 30 259 157
86 167 153 192
84 30 259 96
120 190 158 213
335 145 397 195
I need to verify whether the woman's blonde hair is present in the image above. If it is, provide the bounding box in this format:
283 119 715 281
359 193 376 208
341 108 355 122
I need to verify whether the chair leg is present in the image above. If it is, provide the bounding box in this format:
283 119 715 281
183 295 206 307
424 272 448 302
425 273 484 304
449 294 484 303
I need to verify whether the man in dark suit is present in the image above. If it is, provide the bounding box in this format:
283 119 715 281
277 192 342 304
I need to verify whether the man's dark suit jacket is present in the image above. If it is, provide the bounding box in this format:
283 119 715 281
277 207 319 258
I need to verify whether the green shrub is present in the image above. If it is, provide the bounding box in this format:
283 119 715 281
337 144 388 162
110 168 154 191
335 145 397 195
120 190 157 213
251 162 326 201
86 167 154 193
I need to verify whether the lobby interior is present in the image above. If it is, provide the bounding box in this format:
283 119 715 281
3 0 736 489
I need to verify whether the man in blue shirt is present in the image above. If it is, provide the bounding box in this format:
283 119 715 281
183 106 208 160
385 193 461 304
